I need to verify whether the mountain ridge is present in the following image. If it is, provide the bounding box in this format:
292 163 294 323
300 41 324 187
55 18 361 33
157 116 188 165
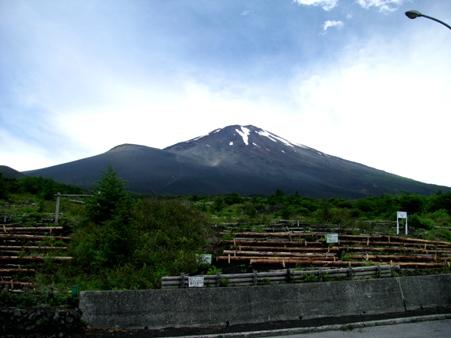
23 124 449 197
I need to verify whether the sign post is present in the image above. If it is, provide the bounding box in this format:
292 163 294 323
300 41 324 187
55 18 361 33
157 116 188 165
396 211 408 235
54 192 61 224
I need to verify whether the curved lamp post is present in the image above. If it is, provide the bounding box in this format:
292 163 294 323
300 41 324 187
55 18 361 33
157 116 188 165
405 10 451 30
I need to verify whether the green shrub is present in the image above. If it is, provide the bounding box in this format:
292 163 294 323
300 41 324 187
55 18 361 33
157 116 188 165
409 214 433 230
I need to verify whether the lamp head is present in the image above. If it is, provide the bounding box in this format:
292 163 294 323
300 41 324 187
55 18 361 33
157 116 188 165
405 10 422 19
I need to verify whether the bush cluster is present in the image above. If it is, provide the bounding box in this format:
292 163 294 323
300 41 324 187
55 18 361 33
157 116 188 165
69 168 210 290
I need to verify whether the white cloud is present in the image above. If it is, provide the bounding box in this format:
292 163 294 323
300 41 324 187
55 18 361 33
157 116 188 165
50 79 292 160
355 0 405 12
293 0 338 11
323 20 344 31
288 27 451 186
0 129 76 171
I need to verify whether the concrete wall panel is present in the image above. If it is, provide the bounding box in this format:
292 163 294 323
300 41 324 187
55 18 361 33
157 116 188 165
79 274 451 329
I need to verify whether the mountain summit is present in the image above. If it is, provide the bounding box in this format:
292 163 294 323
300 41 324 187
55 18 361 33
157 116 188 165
166 125 312 167
25 125 447 197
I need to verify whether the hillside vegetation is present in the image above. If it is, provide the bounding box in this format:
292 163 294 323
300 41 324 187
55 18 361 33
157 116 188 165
192 190 451 241
0 170 450 295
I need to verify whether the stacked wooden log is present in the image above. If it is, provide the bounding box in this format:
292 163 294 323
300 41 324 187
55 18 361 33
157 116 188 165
0 223 72 291
216 220 398 236
217 231 451 269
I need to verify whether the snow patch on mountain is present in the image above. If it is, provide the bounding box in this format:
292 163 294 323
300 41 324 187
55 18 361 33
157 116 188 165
296 143 308 149
235 126 251 145
256 130 294 148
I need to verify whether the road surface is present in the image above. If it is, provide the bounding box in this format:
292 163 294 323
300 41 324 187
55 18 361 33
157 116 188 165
271 319 451 338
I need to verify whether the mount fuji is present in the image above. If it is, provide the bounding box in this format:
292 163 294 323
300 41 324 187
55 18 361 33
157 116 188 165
24 125 447 197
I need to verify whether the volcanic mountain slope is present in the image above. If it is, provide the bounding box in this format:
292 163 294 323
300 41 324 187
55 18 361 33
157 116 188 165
25 144 258 195
25 125 447 197
0 165 23 179
165 125 445 197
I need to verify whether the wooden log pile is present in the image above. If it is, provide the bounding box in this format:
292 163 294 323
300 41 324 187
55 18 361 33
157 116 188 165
217 231 451 269
216 219 397 235
0 224 72 291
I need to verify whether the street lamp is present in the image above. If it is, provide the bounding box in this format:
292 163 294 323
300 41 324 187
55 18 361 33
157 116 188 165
405 10 451 30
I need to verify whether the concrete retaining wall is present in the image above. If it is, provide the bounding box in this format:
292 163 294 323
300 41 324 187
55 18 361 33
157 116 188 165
79 274 451 329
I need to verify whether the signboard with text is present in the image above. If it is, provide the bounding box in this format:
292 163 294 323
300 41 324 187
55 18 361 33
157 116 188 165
326 233 339 244
397 211 407 219
188 276 204 288
198 254 212 265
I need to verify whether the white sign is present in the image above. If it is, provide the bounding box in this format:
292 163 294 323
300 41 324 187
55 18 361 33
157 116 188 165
188 276 204 288
397 211 407 219
396 211 408 235
197 254 212 265
325 233 339 244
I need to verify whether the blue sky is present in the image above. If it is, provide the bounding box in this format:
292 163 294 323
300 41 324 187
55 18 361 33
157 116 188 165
1 0 450 187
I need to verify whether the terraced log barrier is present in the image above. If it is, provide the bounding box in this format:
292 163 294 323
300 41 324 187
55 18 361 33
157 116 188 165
217 219 397 234
217 231 451 269
0 222 72 291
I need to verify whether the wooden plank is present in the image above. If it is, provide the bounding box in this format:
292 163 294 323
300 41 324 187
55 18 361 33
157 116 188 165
1 226 64 232
0 234 70 240
292 265 382 274
223 250 337 258
347 254 444 262
0 245 68 251
395 262 446 268
0 280 34 287
223 240 325 247
249 259 364 266
339 240 450 248
340 246 451 254
229 245 339 252
234 231 324 238
0 268 35 274
216 256 337 262
0 255 73 261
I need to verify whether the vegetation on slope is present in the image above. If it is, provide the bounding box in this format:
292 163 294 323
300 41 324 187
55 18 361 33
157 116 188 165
0 171 450 295
192 190 451 241
66 168 210 289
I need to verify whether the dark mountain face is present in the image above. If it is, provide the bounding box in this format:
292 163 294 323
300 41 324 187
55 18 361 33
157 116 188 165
25 144 246 195
0 165 23 179
165 125 445 197
25 125 448 197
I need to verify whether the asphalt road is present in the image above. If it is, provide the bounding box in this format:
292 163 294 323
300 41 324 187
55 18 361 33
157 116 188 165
272 319 451 338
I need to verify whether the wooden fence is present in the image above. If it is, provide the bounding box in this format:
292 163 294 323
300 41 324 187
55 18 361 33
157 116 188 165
161 265 398 289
